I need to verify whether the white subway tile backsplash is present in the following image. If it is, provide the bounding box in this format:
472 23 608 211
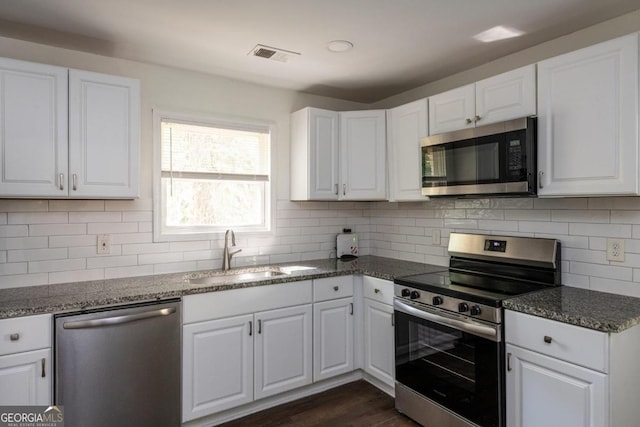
0 225 29 238
29 258 86 273
3 196 640 299
69 212 122 223
0 237 48 250
87 222 138 234
8 248 68 262
8 212 68 224
30 224 86 236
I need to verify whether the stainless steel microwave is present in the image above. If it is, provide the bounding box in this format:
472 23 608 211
421 117 537 197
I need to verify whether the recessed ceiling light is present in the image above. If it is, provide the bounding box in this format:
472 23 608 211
473 26 525 43
327 40 354 53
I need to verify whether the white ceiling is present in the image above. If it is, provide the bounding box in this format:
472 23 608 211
0 0 638 103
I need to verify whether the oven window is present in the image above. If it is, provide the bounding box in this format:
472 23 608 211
395 310 503 427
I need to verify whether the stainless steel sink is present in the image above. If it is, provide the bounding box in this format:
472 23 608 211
185 267 290 285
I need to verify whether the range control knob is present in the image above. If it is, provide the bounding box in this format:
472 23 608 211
410 291 420 300
401 288 411 297
432 296 443 306
470 305 482 316
458 302 469 313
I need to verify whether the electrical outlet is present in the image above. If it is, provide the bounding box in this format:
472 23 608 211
432 229 441 246
606 238 625 262
97 234 111 255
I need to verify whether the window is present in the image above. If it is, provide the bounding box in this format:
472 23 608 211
153 110 273 240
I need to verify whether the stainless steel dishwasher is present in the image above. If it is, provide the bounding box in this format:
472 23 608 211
55 299 181 427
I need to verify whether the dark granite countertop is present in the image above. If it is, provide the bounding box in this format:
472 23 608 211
0 255 445 319
503 286 640 333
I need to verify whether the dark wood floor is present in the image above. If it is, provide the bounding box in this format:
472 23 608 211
219 381 420 427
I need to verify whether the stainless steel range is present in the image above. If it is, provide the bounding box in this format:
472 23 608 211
393 233 560 427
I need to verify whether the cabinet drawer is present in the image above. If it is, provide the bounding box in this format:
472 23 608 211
363 276 394 305
0 314 52 356
313 276 353 302
505 310 609 373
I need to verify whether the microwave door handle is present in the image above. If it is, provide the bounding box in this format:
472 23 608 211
394 299 499 342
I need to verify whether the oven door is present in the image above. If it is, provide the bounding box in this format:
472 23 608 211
394 299 504 427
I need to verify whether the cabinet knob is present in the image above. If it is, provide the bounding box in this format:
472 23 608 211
333 286 339 291
465 118 473 124
374 288 380 294
543 335 552 344
10 333 19 341
475 115 482 122
538 171 544 189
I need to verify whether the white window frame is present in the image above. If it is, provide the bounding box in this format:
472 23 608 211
152 109 276 242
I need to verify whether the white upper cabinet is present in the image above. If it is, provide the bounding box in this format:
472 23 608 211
429 65 536 134
429 84 475 134
339 110 387 200
537 33 639 197
387 99 428 201
0 58 68 197
290 107 339 200
69 70 140 198
290 107 386 201
0 57 140 199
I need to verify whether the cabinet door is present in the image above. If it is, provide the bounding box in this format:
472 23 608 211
0 348 51 405
363 299 394 388
537 33 638 196
254 304 312 400
182 315 253 422
0 58 68 197
387 99 428 201
313 297 354 381
506 344 608 427
339 110 387 200
428 84 475 134
69 69 140 198
290 107 339 200
475 65 536 126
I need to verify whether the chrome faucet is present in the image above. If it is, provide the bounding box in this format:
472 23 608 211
222 229 242 270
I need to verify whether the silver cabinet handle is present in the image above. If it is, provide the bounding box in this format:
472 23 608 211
538 171 544 189
333 286 339 291
59 173 64 191
41 358 46 378
475 115 481 122
544 335 552 344
465 118 472 124
258 319 262 334
349 303 353 315
343 184 346 196
10 333 19 341
72 174 77 191
507 352 512 372
249 320 253 336
334 184 338 195
394 299 499 342
63 307 176 329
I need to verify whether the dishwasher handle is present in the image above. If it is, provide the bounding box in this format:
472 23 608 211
63 307 177 329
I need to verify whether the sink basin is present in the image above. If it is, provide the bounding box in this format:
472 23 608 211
185 267 290 286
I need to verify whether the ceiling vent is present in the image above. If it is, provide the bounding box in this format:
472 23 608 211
248 44 300 63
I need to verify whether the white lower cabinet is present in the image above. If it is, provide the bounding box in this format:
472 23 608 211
362 276 395 389
312 276 355 382
506 310 640 427
182 281 313 422
506 344 607 427
0 314 52 405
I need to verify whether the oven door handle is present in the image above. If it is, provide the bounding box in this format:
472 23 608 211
394 299 501 342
